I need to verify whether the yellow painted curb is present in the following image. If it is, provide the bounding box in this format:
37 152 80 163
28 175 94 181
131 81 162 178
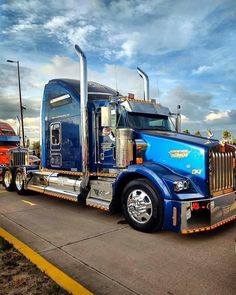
0 227 93 295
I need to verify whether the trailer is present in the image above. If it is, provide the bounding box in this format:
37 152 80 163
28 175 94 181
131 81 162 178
2 45 236 233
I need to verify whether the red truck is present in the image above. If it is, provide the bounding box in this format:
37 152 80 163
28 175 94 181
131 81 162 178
0 121 20 181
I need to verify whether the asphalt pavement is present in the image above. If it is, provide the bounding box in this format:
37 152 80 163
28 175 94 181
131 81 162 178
0 185 235 295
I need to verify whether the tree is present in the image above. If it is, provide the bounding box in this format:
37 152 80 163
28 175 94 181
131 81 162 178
222 130 231 140
183 129 190 134
194 130 201 137
32 140 40 152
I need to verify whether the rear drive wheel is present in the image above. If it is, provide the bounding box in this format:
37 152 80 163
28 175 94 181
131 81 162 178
3 167 15 191
15 168 27 195
122 178 163 232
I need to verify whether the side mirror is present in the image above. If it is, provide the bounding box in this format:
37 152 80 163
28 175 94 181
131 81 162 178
101 106 111 127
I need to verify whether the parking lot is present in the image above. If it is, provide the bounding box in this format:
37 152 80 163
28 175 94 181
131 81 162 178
0 186 235 295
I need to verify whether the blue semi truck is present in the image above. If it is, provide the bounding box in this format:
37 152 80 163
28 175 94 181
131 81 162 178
2 45 236 233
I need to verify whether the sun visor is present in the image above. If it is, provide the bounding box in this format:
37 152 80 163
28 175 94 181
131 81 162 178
0 135 20 142
121 100 170 116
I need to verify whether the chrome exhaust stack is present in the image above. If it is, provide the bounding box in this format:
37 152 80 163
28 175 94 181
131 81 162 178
75 45 89 188
137 67 150 101
176 105 181 133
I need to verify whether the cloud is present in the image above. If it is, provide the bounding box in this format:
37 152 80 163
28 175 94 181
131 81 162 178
181 114 189 123
0 63 35 92
161 86 235 137
40 55 152 98
44 17 97 49
23 117 40 142
43 16 69 30
41 56 78 78
205 110 229 121
0 95 41 120
2 17 36 34
118 36 139 58
0 63 41 121
0 0 235 140
0 0 226 59
192 65 214 75
163 86 212 121
205 110 236 125
203 109 236 139
4 117 40 142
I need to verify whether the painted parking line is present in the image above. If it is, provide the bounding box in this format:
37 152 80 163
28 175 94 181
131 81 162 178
21 199 37 206
0 227 93 295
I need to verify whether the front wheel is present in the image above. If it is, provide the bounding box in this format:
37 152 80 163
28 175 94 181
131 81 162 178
3 167 15 191
15 168 27 195
122 178 163 232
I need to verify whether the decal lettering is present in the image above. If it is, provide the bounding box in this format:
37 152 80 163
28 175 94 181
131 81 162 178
192 169 202 175
101 142 114 152
169 150 190 159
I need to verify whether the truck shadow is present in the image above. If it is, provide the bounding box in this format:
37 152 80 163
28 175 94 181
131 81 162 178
1 189 235 240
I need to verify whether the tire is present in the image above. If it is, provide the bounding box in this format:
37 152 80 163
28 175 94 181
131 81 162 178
3 167 15 191
14 168 27 195
122 178 163 232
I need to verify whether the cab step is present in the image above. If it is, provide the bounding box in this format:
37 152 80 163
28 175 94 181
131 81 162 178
86 179 114 211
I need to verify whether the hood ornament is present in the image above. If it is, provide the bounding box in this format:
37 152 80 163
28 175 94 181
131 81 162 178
207 130 213 139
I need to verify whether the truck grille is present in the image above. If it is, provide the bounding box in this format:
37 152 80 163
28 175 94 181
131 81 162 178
13 151 26 166
9 147 29 167
209 151 235 196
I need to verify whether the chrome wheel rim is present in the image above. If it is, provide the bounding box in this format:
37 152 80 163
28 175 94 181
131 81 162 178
127 189 153 224
4 171 12 188
15 172 23 191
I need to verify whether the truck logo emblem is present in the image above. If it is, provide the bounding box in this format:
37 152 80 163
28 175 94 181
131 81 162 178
169 150 190 159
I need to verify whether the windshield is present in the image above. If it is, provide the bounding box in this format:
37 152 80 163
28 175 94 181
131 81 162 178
127 112 173 131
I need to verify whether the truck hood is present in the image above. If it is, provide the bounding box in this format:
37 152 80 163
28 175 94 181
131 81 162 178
138 131 219 195
139 130 219 149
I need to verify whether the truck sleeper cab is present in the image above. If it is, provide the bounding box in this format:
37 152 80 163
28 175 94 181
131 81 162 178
3 45 236 234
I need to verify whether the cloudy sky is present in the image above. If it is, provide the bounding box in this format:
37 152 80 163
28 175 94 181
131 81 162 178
0 0 235 142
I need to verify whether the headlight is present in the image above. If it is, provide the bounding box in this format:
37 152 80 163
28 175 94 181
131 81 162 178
174 180 189 192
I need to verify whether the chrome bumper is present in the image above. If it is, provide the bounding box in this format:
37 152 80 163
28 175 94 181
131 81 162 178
181 191 236 234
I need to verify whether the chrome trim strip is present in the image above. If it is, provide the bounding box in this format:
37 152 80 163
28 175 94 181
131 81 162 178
88 92 113 96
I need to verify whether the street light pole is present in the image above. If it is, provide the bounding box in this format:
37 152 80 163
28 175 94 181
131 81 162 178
6 60 25 147
16 61 25 147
